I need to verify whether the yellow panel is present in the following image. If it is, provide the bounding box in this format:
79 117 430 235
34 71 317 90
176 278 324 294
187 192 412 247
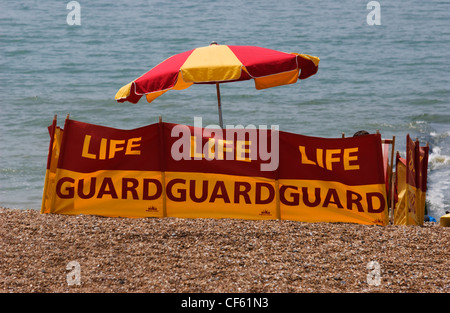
51 169 164 218
115 82 132 100
415 189 426 226
172 74 193 90
146 90 167 103
279 179 388 226
165 172 277 221
41 127 63 214
145 75 192 103
180 45 243 82
394 161 407 225
46 168 388 225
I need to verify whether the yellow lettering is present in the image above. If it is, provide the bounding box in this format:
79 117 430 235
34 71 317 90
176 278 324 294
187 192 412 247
82 135 96 159
109 139 125 159
408 150 415 173
126 137 142 155
299 146 316 165
317 148 324 168
190 136 204 158
99 138 107 160
343 147 360 170
326 149 341 171
205 138 215 159
217 139 232 160
236 140 251 162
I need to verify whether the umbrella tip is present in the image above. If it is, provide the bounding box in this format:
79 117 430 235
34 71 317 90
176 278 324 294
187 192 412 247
210 41 218 45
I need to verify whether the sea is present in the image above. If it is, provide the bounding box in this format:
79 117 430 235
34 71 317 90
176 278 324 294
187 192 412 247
1 0 449 220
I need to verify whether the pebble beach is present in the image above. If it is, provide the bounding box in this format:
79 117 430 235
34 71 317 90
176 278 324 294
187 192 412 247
1 207 448 293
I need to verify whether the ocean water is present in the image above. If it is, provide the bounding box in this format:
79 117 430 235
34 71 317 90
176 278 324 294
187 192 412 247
1 0 449 220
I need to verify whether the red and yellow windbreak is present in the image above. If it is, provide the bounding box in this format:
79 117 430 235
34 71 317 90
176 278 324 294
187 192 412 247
394 135 429 225
42 118 388 225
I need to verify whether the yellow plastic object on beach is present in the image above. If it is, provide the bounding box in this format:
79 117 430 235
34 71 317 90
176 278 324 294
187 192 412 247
440 213 450 227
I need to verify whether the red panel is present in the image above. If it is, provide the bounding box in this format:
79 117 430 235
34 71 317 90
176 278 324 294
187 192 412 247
134 49 194 94
279 132 385 185
59 120 161 173
228 45 298 77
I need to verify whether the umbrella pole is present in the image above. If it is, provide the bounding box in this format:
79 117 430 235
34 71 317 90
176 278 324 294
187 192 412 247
216 83 223 128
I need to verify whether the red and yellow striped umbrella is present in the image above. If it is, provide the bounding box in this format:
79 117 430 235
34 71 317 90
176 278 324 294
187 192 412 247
115 43 319 127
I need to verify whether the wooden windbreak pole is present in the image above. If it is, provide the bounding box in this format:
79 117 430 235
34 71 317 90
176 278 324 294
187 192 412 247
41 114 58 214
389 136 396 224
158 116 167 218
272 125 281 220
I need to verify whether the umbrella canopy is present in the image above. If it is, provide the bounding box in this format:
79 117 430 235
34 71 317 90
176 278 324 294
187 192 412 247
115 43 319 127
